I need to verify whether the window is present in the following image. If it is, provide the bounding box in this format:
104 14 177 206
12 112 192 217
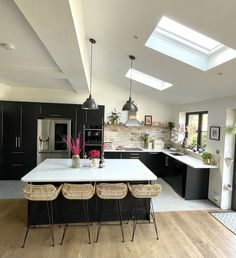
185 111 208 150
145 16 236 71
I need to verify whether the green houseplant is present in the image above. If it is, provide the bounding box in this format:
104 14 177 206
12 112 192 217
108 108 122 124
201 152 212 164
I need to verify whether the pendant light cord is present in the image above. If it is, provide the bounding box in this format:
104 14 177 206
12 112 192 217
90 41 93 96
130 58 133 98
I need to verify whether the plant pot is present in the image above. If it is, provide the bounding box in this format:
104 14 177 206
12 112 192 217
203 159 211 165
72 155 80 168
91 158 99 168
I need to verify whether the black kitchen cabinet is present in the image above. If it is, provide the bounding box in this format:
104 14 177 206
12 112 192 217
146 152 164 176
0 101 40 179
104 152 122 159
121 152 147 165
39 103 77 119
161 153 209 199
79 105 104 126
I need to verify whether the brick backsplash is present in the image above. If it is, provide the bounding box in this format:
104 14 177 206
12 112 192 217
104 124 170 149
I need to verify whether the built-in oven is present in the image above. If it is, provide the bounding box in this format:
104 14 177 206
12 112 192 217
37 119 71 164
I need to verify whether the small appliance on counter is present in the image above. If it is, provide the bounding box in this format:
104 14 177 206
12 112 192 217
37 118 71 164
154 140 165 150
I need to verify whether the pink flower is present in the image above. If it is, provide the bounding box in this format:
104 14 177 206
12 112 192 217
63 135 82 156
88 149 100 159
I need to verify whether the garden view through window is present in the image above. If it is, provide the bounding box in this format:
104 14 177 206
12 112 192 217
185 111 208 150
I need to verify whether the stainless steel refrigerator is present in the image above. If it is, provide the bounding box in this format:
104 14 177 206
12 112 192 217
37 118 71 164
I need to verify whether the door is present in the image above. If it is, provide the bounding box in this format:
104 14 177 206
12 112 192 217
2 102 21 151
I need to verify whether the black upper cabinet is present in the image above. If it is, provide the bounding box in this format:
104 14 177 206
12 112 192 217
80 105 104 126
40 103 77 119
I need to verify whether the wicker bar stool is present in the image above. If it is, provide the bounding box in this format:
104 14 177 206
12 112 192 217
60 183 95 245
128 183 162 241
95 183 128 243
22 184 62 248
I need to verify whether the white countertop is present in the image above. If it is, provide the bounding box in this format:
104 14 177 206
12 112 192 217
21 159 157 183
104 149 218 169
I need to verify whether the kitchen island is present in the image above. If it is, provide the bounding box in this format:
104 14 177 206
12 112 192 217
21 159 157 225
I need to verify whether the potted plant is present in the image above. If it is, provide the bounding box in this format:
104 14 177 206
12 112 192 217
108 108 122 124
63 134 83 168
141 133 149 149
201 152 212 164
88 149 100 167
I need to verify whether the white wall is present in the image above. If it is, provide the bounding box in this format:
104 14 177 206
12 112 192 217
173 95 236 209
0 78 173 124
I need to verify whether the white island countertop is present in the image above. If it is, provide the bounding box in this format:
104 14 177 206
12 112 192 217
21 159 157 183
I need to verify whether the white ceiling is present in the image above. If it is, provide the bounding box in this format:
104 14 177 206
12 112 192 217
1 0 236 105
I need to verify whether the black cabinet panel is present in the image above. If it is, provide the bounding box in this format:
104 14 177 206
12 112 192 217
2 102 21 151
40 103 77 119
104 152 121 159
121 152 147 165
79 105 104 126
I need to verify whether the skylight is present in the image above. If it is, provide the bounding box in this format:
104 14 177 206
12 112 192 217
125 68 173 91
145 16 236 71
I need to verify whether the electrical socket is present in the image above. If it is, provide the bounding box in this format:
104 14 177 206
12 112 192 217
216 149 220 155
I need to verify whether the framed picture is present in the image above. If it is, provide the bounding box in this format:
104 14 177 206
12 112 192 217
209 126 220 140
144 115 152 125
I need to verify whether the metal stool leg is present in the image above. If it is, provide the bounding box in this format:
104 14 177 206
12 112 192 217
46 201 55 246
83 200 91 244
117 200 125 242
150 199 159 239
131 198 139 241
95 199 103 243
21 226 29 248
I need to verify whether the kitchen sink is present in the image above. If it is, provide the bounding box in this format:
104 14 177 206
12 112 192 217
169 152 185 156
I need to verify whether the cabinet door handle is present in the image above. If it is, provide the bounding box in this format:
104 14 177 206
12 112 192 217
11 164 23 167
130 157 139 159
18 137 21 148
165 156 169 166
12 151 24 154
50 114 61 117
15 137 18 148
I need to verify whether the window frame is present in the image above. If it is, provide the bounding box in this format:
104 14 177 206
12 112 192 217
185 111 208 149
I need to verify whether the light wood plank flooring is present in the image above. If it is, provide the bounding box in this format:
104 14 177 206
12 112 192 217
0 199 236 258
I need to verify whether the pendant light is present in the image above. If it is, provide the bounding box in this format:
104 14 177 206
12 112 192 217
82 38 98 110
122 55 138 112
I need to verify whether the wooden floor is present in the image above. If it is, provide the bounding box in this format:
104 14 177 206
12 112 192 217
1 199 236 258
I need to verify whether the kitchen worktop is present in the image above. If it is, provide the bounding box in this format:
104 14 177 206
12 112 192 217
21 158 157 182
104 149 218 169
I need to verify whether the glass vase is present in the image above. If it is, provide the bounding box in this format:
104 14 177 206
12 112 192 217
72 155 80 168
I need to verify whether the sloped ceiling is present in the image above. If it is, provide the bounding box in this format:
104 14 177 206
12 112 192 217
1 0 236 105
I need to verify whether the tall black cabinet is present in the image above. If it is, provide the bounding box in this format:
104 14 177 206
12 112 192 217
1 102 40 179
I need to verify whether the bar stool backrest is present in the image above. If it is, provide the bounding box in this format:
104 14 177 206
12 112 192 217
23 184 62 201
128 183 162 198
62 183 95 200
96 183 128 199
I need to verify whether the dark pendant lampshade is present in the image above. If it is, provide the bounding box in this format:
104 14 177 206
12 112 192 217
122 55 138 111
82 38 98 110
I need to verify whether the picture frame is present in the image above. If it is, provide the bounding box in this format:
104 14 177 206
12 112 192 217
144 115 152 125
209 126 220 140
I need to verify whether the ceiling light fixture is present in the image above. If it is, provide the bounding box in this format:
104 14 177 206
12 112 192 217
0 43 15 50
82 38 98 110
122 55 138 112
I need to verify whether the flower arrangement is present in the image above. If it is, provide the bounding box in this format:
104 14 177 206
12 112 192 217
141 132 149 148
63 134 83 156
88 149 100 159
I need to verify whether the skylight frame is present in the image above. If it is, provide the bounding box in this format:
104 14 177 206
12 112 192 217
145 16 236 71
125 68 173 91
157 16 224 55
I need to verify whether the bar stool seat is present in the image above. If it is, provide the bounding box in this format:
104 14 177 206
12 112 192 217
60 183 95 244
95 183 128 242
128 183 162 241
22 184 62 247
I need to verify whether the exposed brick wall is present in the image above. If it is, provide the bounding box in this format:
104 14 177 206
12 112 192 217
104 124 170 149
